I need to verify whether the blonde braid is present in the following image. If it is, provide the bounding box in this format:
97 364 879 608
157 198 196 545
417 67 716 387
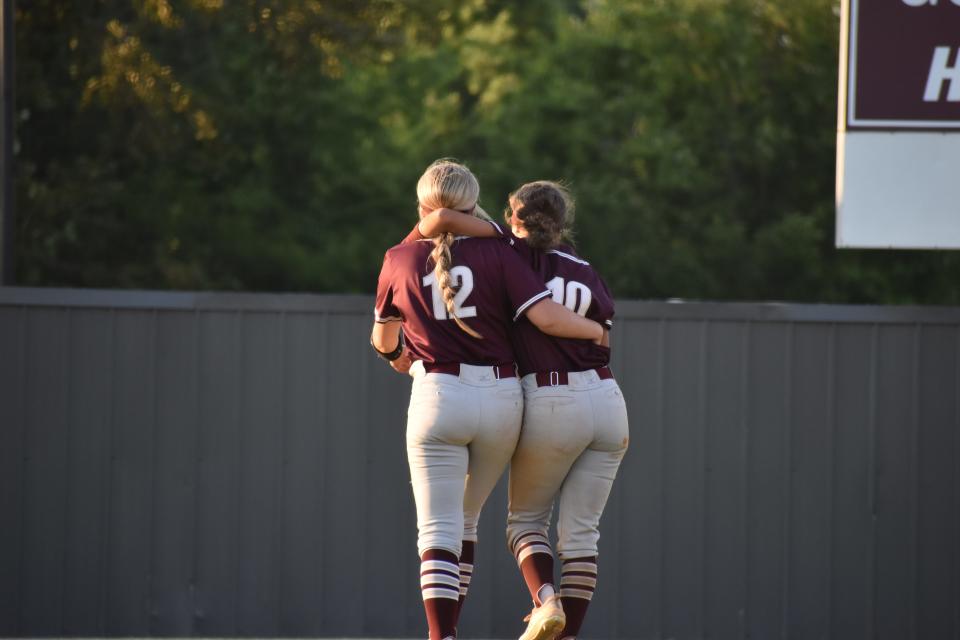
430 232 483 339
418 158 486 339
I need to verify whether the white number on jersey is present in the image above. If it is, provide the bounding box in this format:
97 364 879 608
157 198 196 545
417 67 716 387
423 267 478 320
545 276 592 316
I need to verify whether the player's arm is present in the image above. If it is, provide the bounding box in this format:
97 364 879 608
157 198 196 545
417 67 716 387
370 320 412 373
371 251 412 373
417 208 501 238
370 320 401 354
526 299 604 343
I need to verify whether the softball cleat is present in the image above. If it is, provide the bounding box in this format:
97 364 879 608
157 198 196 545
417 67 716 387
519 594 566 640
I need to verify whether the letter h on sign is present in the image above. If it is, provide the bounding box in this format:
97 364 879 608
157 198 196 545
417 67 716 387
924 47 960 101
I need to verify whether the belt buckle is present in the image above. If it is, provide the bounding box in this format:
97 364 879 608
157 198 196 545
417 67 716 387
549 371 559 387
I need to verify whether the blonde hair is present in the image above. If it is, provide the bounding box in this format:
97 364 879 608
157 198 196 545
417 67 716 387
417 159 492 339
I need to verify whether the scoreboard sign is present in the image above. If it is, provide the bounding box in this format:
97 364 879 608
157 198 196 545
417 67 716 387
846 0 960 128
836 0 960 248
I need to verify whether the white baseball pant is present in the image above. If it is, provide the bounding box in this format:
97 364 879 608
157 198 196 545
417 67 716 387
406 361 523 557
506 369 629 559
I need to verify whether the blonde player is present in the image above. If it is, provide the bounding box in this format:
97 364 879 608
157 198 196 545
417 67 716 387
371 162 605 640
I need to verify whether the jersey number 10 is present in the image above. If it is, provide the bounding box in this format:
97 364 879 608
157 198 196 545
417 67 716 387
546 276 592 316
423 267 478 320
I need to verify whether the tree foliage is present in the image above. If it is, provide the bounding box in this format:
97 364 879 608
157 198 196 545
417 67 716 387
15 0 960 303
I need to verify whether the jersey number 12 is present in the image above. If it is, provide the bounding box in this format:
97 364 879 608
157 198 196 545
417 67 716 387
423 267 478 320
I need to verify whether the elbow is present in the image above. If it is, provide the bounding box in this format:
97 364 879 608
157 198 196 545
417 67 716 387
370 329 388 352
528 311 558 335
534 318 559 335
526 301 558 335
431 209 453 233
419 210 448 237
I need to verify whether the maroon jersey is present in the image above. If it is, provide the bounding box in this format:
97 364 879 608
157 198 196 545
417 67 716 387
505 233 615 376
375 236 551 366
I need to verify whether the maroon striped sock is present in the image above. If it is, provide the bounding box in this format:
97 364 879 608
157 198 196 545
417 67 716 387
512 530 555 605
559 556 597 639
456 540 475 623
420 548 460 640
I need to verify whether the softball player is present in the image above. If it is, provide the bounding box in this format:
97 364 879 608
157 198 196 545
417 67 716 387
414 181 629 640
371 161 605 640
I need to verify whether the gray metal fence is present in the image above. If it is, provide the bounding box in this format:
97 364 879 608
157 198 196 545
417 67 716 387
1 287 958 639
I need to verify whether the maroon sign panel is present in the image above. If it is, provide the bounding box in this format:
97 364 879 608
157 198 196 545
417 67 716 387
848 0 960 128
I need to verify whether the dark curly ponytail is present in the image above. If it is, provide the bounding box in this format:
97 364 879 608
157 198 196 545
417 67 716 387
508 181 575 250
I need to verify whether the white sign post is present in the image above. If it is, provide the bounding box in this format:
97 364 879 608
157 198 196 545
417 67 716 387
836 0 960 248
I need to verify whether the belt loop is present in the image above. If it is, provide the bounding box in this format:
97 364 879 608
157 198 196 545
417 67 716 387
494 365 501 380
549 371 559 387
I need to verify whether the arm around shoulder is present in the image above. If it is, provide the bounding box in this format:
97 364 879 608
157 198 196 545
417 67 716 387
525 299 604 343
418 209 500 239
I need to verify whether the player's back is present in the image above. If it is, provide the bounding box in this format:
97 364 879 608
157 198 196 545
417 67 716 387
375 236 550 367
510 244 614 376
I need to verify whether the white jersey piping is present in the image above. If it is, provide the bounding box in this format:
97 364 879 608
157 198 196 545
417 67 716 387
546 249 590 266
513 289 552 321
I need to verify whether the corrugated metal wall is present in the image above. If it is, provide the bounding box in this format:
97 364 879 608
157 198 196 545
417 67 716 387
1 288 958 640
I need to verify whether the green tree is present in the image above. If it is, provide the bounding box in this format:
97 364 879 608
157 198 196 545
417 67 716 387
15 0 960 303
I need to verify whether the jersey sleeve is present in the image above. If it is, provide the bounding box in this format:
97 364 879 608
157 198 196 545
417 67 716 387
374 251 402 323
498 243 551 321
